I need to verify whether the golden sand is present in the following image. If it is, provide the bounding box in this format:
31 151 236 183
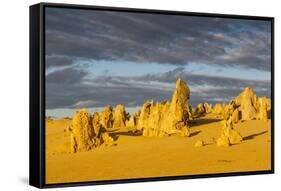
46 114 271 184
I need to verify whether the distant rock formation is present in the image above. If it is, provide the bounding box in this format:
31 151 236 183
195 103 206 115
211 87 271 122
126 115 136 128
234 87 257 121
194 102 213 116
113 104 127 128
100 106 113 129
213 104 224 115
137 78 191 137
204 103 213 113
256 96 271 122
70 109 114 153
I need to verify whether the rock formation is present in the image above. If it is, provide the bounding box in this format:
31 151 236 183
194 140 204 147
217 117 242 147
234 87 257 121
126 115 136 128
210 88 270 123
70 109 115 153
231 108 241 123
70 109 96 153
137 101 152 131
257 97 271 122
217 135 230 147
213 103 224 115
204 102 213 113
113 104 127 128
100 106 113 129
195 103 206 115
137 78 191 137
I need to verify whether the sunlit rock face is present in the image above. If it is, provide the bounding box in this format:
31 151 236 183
71 109 96 153
100 106 113 129
213 103 224 115
113 104 127 129
232 87 271 122
256 96 271 122
70 109 114 153
217 117 243 147
234 87 257 121
126 115 136 128
204 103 213 114
137 78 191 137
209 87 271 123
195 103 206 115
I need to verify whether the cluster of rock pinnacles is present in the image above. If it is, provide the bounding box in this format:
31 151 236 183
68 78 271 153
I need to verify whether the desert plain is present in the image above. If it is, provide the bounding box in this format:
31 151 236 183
45 79 271 184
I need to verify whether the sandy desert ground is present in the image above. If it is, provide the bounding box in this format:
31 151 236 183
45 113 271 184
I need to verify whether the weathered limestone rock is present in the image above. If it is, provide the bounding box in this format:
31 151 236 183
217 117 242 146
195 140 204 147
186 104 193 120
137 78 191 137
257 97 270 122
92 112 107 137
217 135 230 147
231 108 240 124
216 88 271 123
222 102 235 120
70 109 116 153
204 102 213 113
113 104 127 128
234 87 257 121
137 101 153 131
195 103 206 115
166 78 191 136
145 102 162 137
100 106 113 129
71 109 96 153
126 115 136 128
213 103 224 115
101 132 114 147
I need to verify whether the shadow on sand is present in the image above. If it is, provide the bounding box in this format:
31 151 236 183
189 130 201 137
243 130 268 141
191 118 221 127
109 130 143 141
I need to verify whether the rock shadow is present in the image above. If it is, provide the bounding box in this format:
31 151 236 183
191 118 221 127
189 130 201 137
109 130 143 141
243 130 268 141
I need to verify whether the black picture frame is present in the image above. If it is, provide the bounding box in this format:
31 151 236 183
29 2 275 189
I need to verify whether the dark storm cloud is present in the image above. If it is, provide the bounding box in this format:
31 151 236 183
46 67 270 109
126 67 270 88
46 83 171 109
46 56 75 68
45 8 271 111
46 68 87 84
45 8 271 71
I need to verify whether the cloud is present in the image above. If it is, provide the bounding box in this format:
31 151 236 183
45 8 271 71
44 8 271 113
46 67 271 110
72 100 98 108
46 55 74 69
128 67 271 88
46 83 171 109
46 68 87 84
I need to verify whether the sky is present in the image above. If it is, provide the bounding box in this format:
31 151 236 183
45 7 271 118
